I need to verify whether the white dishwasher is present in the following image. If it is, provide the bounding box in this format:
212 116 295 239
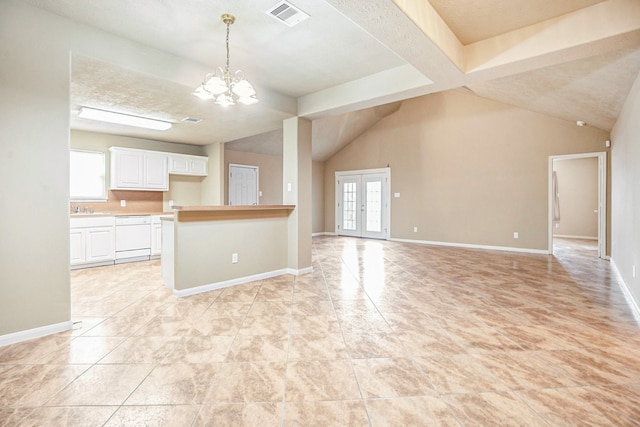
115 215 152 263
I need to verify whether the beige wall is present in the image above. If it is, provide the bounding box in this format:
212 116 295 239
174 217 289 290
611 69 640 307
553 158 598 239
312 161 326 234
0 1 71 336
224 149 283 205
325 90 610 251
71 130 207 211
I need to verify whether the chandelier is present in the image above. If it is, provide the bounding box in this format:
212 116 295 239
193 14 258 106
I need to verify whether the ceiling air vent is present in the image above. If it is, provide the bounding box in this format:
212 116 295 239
266 1 309 27
182 117 202 124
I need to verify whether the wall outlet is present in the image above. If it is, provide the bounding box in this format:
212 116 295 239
120 200 126 207
513 232 519 239
232 253 238 264
394 192 400 198
413 226 418 233
259 191 263 197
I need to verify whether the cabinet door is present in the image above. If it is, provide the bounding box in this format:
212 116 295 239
189 157 208 176
144 153 168 189
151 223 162 256
169 155 189 174
86 227 115 262
112 150 144 188
70 229 86 265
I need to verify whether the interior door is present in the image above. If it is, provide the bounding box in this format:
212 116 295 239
229 164 258 206
337 169 389 240
339 176 360 237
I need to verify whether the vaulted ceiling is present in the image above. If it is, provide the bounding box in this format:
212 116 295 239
21 0 640 160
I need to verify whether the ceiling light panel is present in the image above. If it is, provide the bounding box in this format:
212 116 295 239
78 107 172 131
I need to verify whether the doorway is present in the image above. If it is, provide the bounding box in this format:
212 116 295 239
548 152 606 258
229 164 259 206
335 168 390 240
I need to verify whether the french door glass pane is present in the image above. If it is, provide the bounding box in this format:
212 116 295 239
366 181 382 232
343 181 357 230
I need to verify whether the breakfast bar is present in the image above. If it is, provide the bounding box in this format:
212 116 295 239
161 205 296 296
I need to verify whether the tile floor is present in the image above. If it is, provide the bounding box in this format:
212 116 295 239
1 237 640 426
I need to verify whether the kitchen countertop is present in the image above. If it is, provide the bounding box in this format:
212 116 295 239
70 211 173 218
171 205 296 222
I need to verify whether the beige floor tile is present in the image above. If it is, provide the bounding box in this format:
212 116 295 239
443 391 548 426
343 332 406 359
36 336 126 364
227 334 289 362
238 315 290 336
11 406 116 427
365 396 459 427
283 400 369 427
99 336 181 364
414 354 508 394
48 364 153 406
125 363 217 405
163 335 234 363
186 315 243 336
352 358 436 398
1 236 637 426
337 313 392 334
285 359 361 401
0 335 71 364
518 386 636 426
288 333 348 361
0 364 88 406
290 314 341 335
472 350 578 390
79 314 153 337
207 361 286 403
105 405 199 427
195 403 282 427
396 329 466 357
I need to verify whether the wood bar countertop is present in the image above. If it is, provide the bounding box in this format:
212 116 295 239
171 205 296 222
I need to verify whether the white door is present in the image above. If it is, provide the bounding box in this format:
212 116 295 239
336 169 389 240
229 164 258 206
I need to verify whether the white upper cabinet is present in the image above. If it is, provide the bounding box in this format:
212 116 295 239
168 153 208 176
110 147 168 191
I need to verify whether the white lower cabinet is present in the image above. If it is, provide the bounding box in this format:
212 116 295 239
151 215 164 258
70 217 115 268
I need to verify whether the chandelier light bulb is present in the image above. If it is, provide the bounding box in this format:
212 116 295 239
194 14 258 106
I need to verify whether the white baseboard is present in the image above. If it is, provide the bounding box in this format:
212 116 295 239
553 235 598 240
389 238 549 255
312 232 337 237
173 266 314 298
610 260 640 324
0 321 73 347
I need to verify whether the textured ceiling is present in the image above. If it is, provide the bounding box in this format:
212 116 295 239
428 0 607 45
19 0 640 160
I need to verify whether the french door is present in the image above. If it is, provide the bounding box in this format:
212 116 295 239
336 168 390 239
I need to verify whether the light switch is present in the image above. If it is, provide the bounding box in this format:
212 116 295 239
120 200 126 207
287 183 292 192
394 192 400 198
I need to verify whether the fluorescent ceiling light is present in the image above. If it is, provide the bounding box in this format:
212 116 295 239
78 107 172 131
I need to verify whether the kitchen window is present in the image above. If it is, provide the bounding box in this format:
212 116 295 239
70 150 107 201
